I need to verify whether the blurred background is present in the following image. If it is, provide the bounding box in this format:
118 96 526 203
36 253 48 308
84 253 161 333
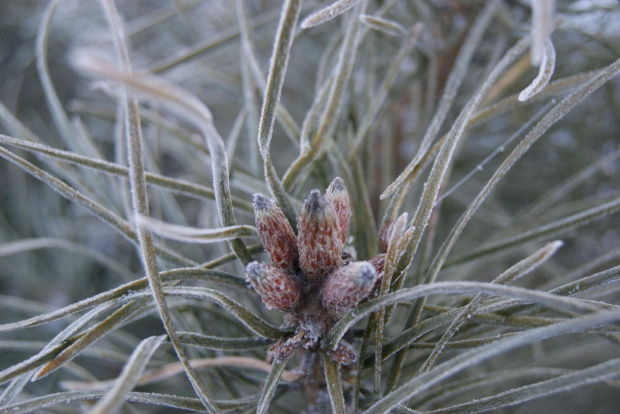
1 0 619 412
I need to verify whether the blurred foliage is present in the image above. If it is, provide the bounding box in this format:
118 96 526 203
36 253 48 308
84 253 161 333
0 0 619 413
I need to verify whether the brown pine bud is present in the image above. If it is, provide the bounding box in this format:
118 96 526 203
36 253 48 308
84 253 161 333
325 177 351 245
269 331 305 362
369 253 386 276
253 194 299 275
321 261 377 313
269 339 297 362
379 219 393 253
297 190 343 283
246 262 301 311
325 340 357 365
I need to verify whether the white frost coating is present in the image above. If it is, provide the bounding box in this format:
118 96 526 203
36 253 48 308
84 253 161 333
390 227 415 285
380 1 500 199
72 52 244 236
436 99 556 205
72 52 213 129
91 335 165 414
382 213 408 283
301 0 360 29
136 215 257 244
531 0 555 65
519 39 556 102
388 214 408 250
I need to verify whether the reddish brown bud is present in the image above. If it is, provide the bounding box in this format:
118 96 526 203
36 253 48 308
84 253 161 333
325 340 357 365
269 340 297 362
379 219 393 253
253 194 299 275
297 190 343 283
269 331 305 362
325 177 351 245
321 261 377 313
246 262 301 311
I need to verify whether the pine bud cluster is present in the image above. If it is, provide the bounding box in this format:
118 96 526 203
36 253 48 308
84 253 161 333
246 177 386 365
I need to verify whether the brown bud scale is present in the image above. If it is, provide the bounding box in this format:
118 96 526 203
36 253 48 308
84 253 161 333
379 219 393 253
253 194 299 275
325 340 357 365
369 253 386 276
321 261 377 313
297 190 343 283
269 335 302 362
246 262 301 311
325 177 351 245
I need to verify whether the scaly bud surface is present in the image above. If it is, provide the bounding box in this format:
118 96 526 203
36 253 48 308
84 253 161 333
325 340 357 365
325 177 351 245
321 261 377 313
297 190 343 283
253 194 299 275
246 262 301 311
369 253 386 276
269 330 306 362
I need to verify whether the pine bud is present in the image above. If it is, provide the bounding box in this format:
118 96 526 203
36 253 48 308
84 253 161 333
246 262 301 311
325 340 357 365
297 190 343 283
325 177 351 245
253 194 299 275
321 261 377 313
369 253 386 275
269 340 297 362
269 331 305 362
379 219 393 253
